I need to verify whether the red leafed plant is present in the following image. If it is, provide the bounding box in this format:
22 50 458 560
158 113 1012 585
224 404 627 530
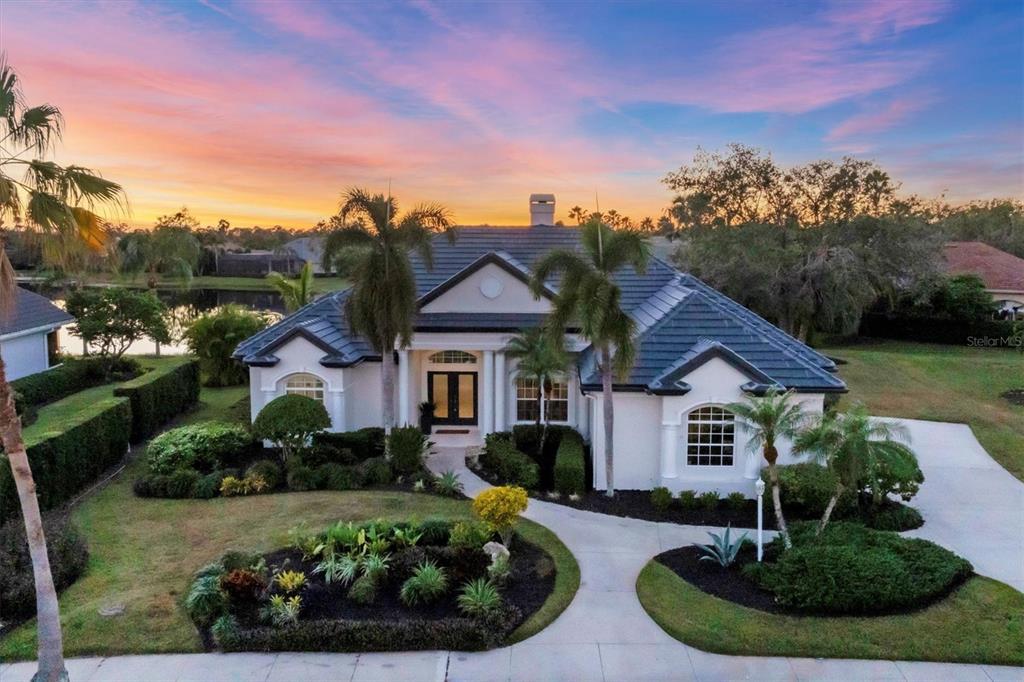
220 569 266 603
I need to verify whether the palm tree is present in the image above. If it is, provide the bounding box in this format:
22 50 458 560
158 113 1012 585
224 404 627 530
504 327 568 456
118 224 200 289
267 261 314 312
0 56 125 682
321 188 454 436
531 219 650 497
795 405 917 534
567 205 587 225
727 389 807 549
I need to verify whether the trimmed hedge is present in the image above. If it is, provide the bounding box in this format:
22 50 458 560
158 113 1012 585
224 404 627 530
860 313 1017 348
0 514 89 621
0 396 131 520
310 428 385 463
479 435 539 489
216 609 521 653
114 359 200 441
553 431 586 495
11 356 139 410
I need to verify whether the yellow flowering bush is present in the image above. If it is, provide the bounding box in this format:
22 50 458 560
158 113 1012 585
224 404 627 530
472 486 528 546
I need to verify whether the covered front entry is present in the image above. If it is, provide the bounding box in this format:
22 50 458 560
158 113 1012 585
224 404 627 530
428 371 478 426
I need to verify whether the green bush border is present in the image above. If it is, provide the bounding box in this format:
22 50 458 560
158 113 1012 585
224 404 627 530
114 359 200 441
552 432 586 495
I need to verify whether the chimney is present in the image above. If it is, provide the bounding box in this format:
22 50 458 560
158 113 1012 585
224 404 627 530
529 193 556 226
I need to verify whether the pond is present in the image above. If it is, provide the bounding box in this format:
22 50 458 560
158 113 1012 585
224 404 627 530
24 284 286 356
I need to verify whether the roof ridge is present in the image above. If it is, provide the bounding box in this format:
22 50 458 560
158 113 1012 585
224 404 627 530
233 288 347 358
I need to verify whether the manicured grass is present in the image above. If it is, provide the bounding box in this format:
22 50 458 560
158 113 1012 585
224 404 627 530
0 388 577 659
636 560 1024 665
823 341 1024 481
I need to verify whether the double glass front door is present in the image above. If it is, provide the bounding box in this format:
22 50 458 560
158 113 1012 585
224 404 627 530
428 371 477 426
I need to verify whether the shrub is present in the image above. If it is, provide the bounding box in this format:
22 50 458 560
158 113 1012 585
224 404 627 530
0 515 89 621
473 486 528 546
11 356 139 409
678 490 699 510
448 521 491 551
860 502 924 532
266 594 302 626
185 305 272 387
457 578 502 618
650 486 673 511
419 517 454 546
311 428 385 462
195 472 225 499
314 463 361 491
1 396 131 521
211 614 239 645
487 554 512 586
699 490 720 511
348 573 378 605
358 456 393 486
286 465 318 492
389 426 428 476
726 491 747 511
220 474 269 497
778 463 854 517
479 438 539 489
433 470 464 497
186 575 227 625
114 359 200 441
253 395 330 465
747 522 973 614
221 568 267 604
400 560 449 606
167 469 201 498
246 460 283 490
553 432 586 495
146 422 252 476
314 553 360 586
274 570 307 594
221 550 264 573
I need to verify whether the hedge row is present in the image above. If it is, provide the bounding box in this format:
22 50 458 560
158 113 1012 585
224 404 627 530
479 434 539 489
553 431 586 495
310 428 385 462
0 396 131 521
859 313 1018 348
114 359 201 441
11 356 139 409
217 609 520 653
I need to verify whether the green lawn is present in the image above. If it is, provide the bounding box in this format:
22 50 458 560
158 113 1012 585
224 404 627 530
637 560 1024 665
0 385 577 659
823 341 1024 481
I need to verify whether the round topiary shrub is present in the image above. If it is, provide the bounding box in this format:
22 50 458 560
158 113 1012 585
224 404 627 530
313 462 361 490
745 522 972 614
0 515 89 621
253 394 330 465
777 463 855 517
146 421 253 475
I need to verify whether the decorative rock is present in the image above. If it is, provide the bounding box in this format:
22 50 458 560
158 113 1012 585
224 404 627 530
483 541 510 565
98 603 125 617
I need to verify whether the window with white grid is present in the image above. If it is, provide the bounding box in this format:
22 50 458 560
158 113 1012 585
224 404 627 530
545 378 569 422
285 373 325 403
685 406 735 466
515 376 539 422
428 350 477 364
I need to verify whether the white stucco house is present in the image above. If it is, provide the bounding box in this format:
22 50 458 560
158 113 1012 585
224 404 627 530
234 195 846 495
0 287 72 381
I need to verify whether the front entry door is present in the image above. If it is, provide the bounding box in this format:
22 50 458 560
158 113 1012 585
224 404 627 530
428 372 477 426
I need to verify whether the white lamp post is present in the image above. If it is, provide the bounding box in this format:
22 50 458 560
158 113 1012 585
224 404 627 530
755 478 766 562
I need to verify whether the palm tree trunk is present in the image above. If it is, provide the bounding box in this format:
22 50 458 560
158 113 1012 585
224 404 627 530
381 341 396 442
766 459 792 549
817 483 844 536
0 357 68 682
600 345 615 498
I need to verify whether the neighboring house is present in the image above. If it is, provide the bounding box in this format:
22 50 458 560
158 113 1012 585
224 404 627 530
285 236 326 275
217 251 305 277
234 195 846 495
0 287 72 381
943 241 1024 320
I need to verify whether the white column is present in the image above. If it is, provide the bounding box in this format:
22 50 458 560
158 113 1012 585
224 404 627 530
493 352 506 432
660 423 679 479
398 349 410 426
482 350 495 435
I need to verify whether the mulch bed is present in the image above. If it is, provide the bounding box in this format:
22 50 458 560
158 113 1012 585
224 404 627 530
654 544 793 615
1001 389 1024 406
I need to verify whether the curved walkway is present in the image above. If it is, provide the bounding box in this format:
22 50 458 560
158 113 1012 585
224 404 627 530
2 420 1021 681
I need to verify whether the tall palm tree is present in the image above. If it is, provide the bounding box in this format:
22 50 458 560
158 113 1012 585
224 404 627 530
504 327 568 455
322 188 453 436
531 219 650 497
795 405 917 534
118 224 200 289
0 56 125 682
266 261 314 312
727 389 807 549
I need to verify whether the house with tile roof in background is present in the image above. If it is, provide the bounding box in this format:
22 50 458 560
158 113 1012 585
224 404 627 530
943 241 1024 320
0 287 72 381
234 195 846 495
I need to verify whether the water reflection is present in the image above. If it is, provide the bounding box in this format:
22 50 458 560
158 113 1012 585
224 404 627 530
25 285 286 356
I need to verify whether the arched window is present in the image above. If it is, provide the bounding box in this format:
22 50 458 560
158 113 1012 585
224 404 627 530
515 375 569 423
285 373 325 403
685 405 735 466
429 350 477 364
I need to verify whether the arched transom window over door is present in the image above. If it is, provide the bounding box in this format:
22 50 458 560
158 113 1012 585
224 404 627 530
285 373 325 403
429 350 477 364
685 405 735 466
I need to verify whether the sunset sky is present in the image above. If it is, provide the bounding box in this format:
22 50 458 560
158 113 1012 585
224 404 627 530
2 0 1022 229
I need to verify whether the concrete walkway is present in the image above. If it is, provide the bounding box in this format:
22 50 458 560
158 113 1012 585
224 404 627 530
3 421 1022 681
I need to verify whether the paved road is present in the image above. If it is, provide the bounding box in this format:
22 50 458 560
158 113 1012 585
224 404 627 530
3 419 1022 681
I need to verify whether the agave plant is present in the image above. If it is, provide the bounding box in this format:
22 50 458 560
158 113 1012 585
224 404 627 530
695 525 748 568
433 470 465 497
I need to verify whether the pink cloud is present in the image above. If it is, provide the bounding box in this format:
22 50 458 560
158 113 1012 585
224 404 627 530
827 95 934 145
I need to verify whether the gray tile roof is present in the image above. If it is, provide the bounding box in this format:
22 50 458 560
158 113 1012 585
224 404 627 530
0 287 73 337
234 225 845 393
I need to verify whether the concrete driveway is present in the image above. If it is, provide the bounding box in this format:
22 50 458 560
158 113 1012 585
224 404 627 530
887 418 1024 592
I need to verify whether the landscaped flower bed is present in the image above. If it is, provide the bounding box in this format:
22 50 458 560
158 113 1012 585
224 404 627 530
186 515 554 652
